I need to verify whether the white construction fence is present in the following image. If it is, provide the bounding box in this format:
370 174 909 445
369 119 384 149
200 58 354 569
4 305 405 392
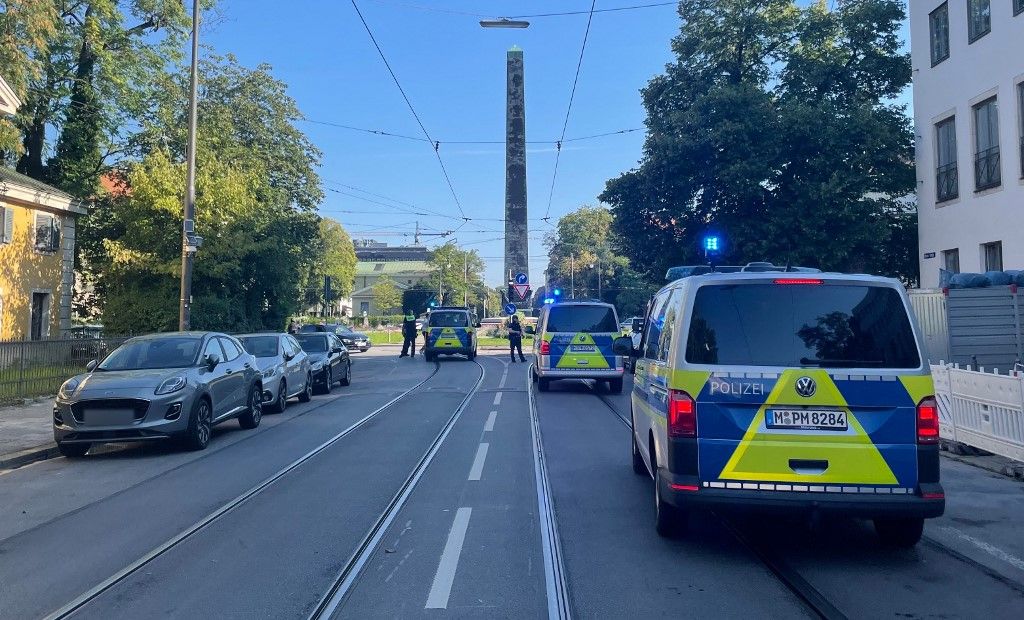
931 363 1024 463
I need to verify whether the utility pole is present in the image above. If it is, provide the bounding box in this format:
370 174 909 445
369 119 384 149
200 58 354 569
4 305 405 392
463 252 469 307
570 254 575 299
178 0 200 331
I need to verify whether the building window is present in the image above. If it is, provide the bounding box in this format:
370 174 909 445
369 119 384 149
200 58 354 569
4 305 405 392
1016 0 1024 16
30 292 50 341
973 97 1001 191
943 249 961 273
930 4 950 65
0 206 13 243
33 212 61 253
982 241 1003 271
935 116 959 202
359 301 369 315
967 0 991 42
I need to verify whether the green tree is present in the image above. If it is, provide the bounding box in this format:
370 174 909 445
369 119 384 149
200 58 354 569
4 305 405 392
544 206 631 305
373 275 402 315
429 242 485 307
303 218 357 312
0 0 58 159
601 0 916 282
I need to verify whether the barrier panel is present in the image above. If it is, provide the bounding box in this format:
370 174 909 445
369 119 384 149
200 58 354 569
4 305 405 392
931 363 1024 462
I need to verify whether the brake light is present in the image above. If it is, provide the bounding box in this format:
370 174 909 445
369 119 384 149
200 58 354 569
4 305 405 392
922 492 945 500
668 390 696 437
670 483 699 492
539 340 550 355
917 396 939 444
773 278 823 285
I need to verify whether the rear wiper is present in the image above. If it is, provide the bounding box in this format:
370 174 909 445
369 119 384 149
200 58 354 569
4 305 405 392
799 357 884 368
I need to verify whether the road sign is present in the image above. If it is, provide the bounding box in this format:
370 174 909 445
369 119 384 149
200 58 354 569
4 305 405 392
504 303 517 316
514 272 529 285
512 283 530 300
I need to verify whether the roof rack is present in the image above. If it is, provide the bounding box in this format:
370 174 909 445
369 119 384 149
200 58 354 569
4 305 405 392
665 262 820 282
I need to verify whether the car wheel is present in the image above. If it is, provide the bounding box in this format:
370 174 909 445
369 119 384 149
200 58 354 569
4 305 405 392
874 518 924 548
631 413 647 477
538 378 550 392
324 367 333 393
58 442 90 458
531 365 538 383
608 378 624 394
273 381 287 413
468 350 477 361
654 467 687 538
298 373 313 402
182 397 213 451
340 361 352 386
238 384 263 429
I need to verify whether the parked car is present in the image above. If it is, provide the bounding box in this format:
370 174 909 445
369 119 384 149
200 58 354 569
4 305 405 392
293 332 351 393
53 332 264 457
299 323 371 351
237 333 312 413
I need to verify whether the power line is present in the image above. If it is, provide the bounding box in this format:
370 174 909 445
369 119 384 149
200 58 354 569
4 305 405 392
303 118 642 145
544 0 598 224
511 2 677 18
350 0 467 220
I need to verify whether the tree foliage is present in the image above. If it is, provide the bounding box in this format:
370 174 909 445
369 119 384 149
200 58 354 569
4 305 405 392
372 275 402 315
601 0 917 284
429 242 486 307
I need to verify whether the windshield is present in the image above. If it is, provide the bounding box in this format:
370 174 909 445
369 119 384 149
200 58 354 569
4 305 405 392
546 306 618 334
428 311 468 328
98 337 202 370
294 334 328 353
238 336 279 358
685 283 921 368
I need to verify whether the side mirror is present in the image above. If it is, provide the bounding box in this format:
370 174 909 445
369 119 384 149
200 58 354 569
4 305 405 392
85 359 97 372
205 353 221 370
283 352 295 361
633 320 646 333
332 346 343 354
612 336 637 357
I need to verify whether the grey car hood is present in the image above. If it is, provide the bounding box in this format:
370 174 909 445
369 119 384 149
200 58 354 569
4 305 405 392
253 357 281 372
78 368 186 392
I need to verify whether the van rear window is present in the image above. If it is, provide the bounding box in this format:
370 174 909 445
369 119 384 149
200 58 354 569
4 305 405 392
546 306 618 333
685 284 920 368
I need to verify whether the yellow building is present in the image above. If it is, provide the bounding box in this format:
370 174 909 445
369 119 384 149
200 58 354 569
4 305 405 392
0 167 87 341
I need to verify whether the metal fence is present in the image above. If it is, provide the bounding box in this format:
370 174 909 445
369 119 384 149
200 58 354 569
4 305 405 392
932 363 1024 463
0 336 129 405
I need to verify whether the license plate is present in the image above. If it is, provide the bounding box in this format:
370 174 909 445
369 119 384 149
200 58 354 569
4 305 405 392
569 344 595 352
766 409 847 431
84 408 135 425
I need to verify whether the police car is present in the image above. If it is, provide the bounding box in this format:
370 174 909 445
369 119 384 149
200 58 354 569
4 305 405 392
532 300 626 393
422 307 479 362
613 271 944 547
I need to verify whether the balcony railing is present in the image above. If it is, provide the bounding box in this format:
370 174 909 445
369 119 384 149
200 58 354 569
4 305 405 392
974 146 1001 191
936 162 959 202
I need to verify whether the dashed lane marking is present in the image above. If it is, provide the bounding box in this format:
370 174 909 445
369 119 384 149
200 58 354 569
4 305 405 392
484 411 497 432
425 507 473 609
468 443 489 481
493 392 502 406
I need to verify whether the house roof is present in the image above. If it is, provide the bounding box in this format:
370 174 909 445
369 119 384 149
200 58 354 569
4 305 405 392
0 73 22 115
355 260 434 277
0 167 87 214
351 280 413 297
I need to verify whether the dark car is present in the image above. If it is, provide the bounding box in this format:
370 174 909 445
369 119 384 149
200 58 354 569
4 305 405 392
300 322 371 352
293 332 351 393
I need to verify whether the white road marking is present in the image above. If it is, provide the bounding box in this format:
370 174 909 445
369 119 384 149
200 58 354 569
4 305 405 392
941 526 1024 572
425 507 473 609
499 372 507 388
493 392 502 405
468 443 490 481
484 411 497 432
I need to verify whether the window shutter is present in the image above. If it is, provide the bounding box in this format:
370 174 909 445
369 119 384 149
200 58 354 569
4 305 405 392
2 207 13 243
35 213 48 250
50 216 61 252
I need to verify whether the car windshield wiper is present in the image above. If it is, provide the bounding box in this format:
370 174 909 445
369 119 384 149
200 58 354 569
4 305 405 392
799 357 885 368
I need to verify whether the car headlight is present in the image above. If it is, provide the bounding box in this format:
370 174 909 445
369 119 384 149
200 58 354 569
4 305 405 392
262 366 278 379
155 376 187 395
58 378 80 400
310 360 324 371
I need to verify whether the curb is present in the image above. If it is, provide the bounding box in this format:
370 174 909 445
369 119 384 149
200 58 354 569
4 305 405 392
940 450 1024 481
0 442 60 470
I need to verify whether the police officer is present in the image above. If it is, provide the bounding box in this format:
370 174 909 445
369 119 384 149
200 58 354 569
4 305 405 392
508 315 527 363
400 310 418 357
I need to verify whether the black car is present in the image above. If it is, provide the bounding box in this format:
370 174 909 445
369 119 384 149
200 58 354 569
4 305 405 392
293 332 351 394
300 323 371 352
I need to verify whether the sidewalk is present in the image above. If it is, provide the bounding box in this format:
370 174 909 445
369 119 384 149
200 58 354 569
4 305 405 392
0 398 59 468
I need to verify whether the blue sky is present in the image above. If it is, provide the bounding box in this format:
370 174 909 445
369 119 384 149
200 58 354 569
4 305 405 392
203 1 910 287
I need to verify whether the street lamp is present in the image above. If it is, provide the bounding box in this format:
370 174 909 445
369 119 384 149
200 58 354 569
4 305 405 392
480 18 530 28
588 260 602 301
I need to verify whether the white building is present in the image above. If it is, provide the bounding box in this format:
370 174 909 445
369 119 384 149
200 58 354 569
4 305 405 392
911 0 1024 287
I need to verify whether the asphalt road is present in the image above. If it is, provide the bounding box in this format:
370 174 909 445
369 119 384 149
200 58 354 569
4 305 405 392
0 350 1021 619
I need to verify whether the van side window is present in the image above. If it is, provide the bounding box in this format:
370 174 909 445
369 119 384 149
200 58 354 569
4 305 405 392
657 291 681 362
643 291 670 359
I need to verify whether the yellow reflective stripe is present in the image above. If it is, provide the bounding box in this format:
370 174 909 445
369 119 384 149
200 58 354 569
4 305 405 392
667 370 711 396
899 375 934 405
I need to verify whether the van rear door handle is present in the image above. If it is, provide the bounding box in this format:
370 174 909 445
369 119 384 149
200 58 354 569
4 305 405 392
789 459 828 475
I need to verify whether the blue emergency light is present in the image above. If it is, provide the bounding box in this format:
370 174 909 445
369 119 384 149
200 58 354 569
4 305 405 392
553 288 562 296
703 235 720 252
543 298 555 304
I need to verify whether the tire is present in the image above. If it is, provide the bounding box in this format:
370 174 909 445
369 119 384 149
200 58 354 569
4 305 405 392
425 353 435 362
531 365 538 383
468 350 477 361
238 384 263 430
339 361 352 386
608 378 624 394
655 467 687 538
182 397 213 451
874 518 924 548
58 442 90 458
320 367 333 394
272 381 287 413
538 378 550 392
298 373 313 402
631 415 647 476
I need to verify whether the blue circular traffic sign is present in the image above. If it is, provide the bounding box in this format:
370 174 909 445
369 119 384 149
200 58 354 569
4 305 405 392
515 272 528 285
504 303 518 316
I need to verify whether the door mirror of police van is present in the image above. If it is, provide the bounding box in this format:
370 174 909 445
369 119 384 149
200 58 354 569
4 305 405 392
632 319 645 333
613 336 636 357
85 359 98 372
205 353 221 370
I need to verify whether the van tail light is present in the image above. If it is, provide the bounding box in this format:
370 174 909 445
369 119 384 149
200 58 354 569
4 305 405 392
539 340 550 355
668 390 696 438
916 396 939 444
773 278 823 285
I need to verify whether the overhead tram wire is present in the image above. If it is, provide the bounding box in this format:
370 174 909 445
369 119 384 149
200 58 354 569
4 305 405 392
543 0 598 225
349 0 468 221
303 118 642 145
364 0 677 19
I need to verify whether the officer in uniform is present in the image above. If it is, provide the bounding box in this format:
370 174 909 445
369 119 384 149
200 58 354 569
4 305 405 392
508 315 527 363
400 310 418 357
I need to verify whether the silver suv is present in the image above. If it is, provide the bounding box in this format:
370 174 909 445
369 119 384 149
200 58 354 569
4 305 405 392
237 333 312 413
53 332 264 457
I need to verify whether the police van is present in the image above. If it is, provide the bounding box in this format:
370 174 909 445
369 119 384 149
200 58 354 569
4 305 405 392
613 272 944 547
532 300 626 393
422 307 478 362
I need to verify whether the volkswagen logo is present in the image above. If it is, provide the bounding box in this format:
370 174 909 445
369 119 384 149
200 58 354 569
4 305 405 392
795 376 817 398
